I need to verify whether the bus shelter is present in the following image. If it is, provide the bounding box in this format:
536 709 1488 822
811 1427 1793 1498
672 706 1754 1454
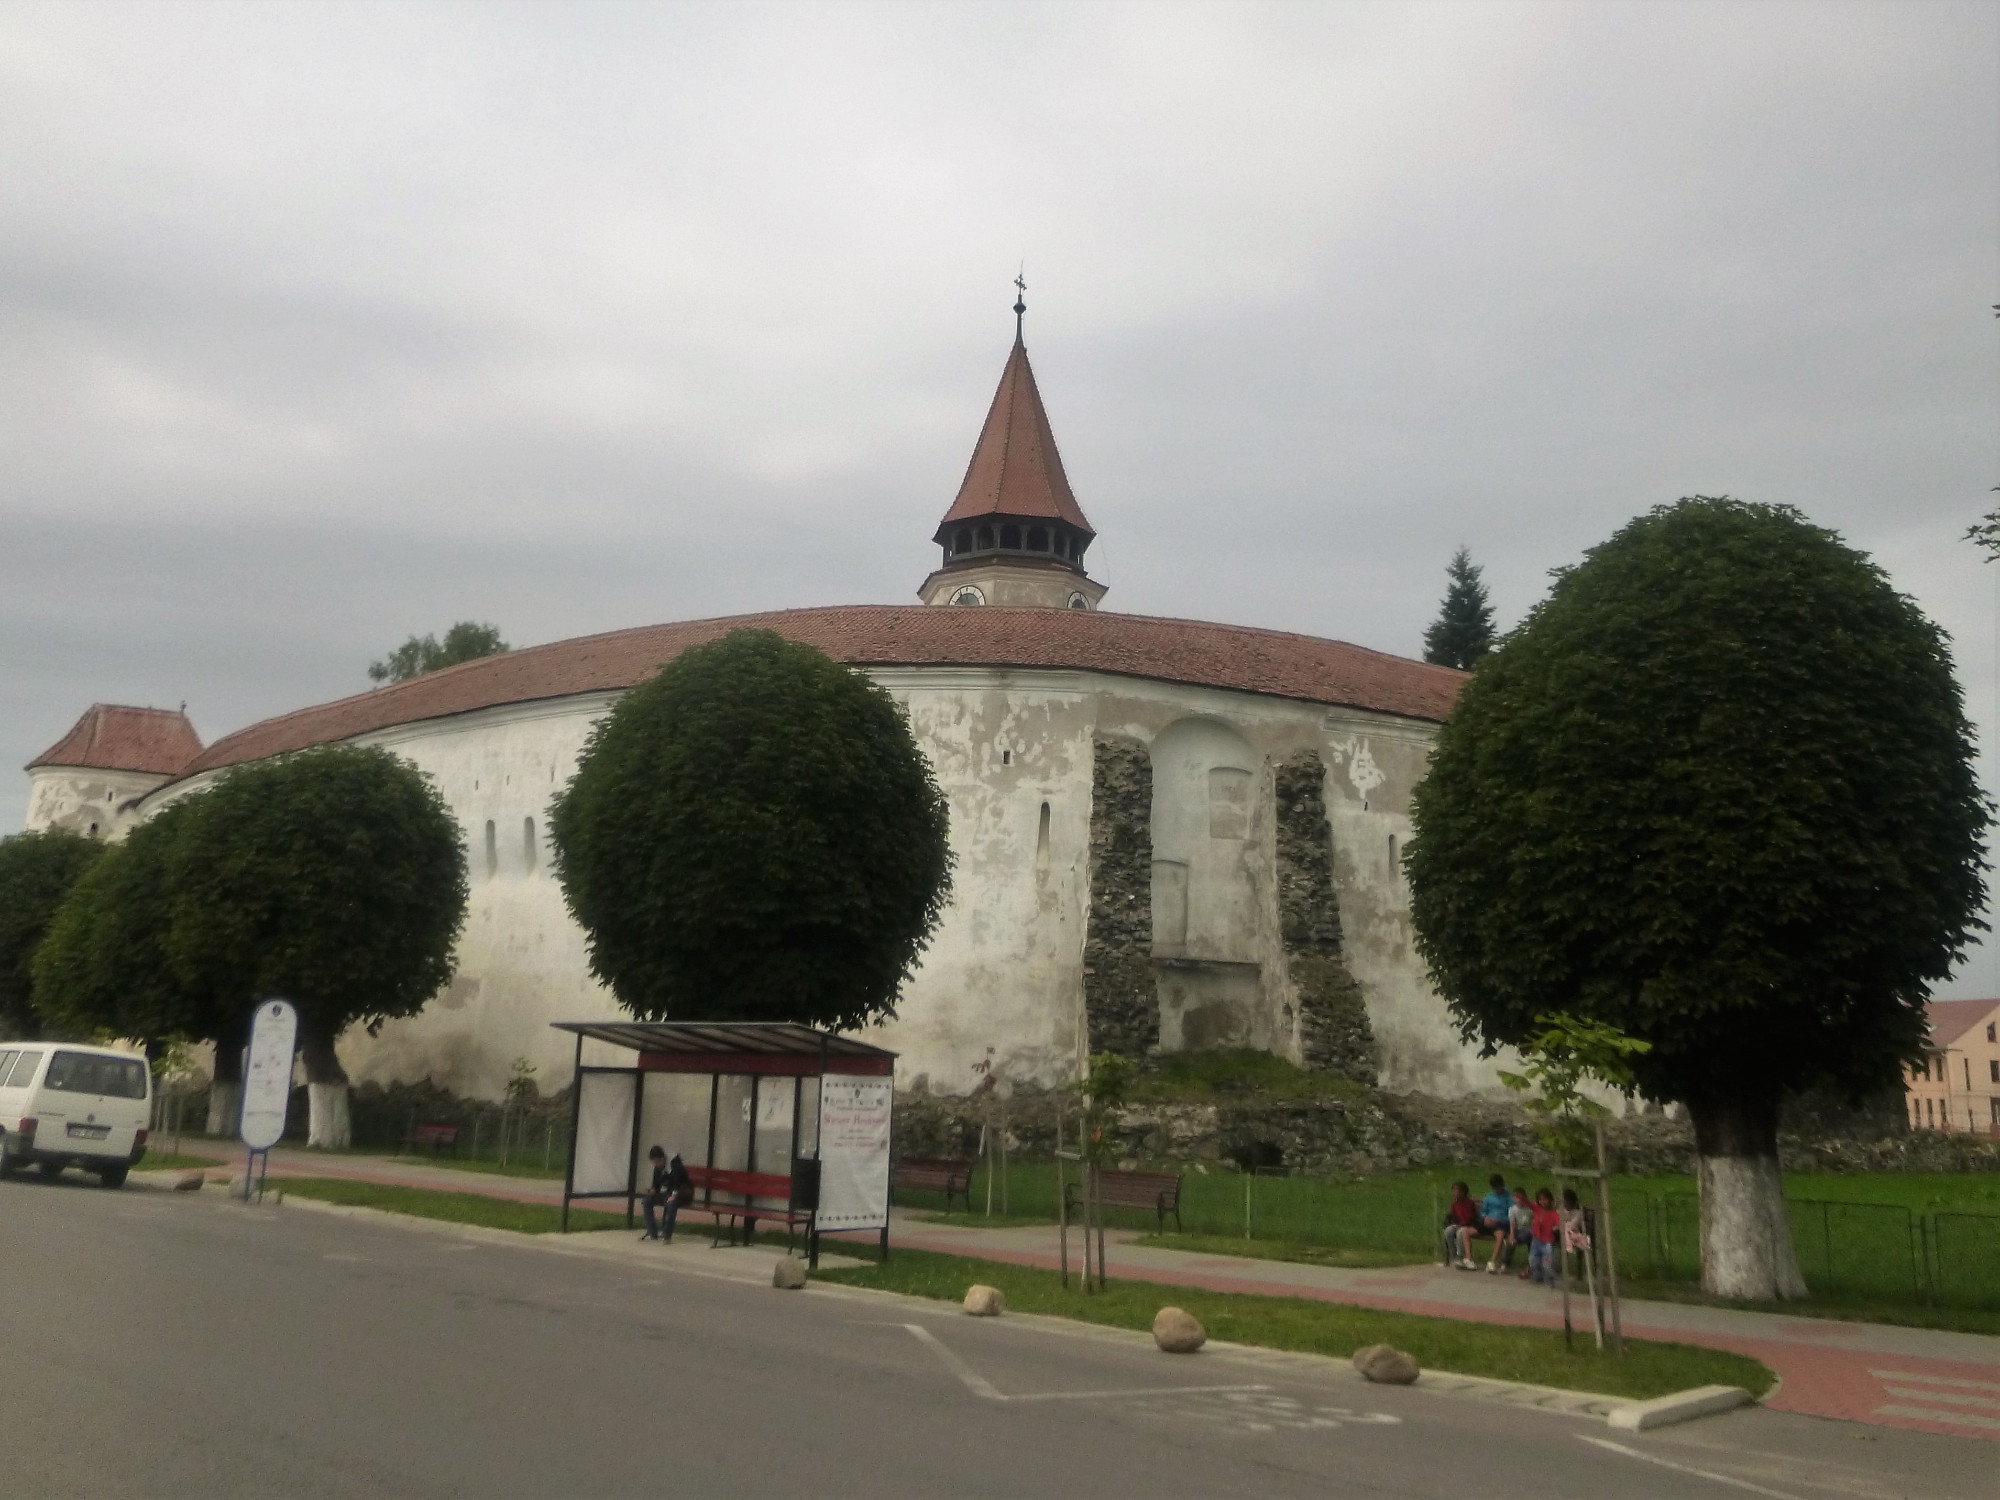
553 1020 896 1264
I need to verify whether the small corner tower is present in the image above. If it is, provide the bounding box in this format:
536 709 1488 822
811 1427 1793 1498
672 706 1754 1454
23 703 203 840
919 284 1106 611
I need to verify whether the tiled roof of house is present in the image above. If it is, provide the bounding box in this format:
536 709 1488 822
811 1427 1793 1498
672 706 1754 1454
27 704 204 777
1924 998 2000 1049
935 337 1095 536
177 605 1463 780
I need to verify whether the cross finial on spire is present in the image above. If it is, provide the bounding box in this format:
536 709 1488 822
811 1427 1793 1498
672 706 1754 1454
1013 265 1026 343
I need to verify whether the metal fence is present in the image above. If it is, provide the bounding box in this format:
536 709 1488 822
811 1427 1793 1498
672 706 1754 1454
1930 1213 2000 1310
1630 1192 1999 1308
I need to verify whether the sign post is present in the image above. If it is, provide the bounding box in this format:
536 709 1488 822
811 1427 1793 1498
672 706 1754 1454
239 999 298 1202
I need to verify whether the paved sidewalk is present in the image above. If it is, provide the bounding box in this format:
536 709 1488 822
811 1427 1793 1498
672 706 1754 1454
158 1148 1999 1441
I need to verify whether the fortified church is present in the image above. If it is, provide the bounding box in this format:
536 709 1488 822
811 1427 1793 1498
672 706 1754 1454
24 308 1473 1103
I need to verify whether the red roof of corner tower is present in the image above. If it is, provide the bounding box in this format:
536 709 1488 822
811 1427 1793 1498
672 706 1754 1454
934 335 1095 539
27 704 204 776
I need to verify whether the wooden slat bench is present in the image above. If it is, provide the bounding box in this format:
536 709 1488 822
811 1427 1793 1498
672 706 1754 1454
682 1165 813 1250
401 1123 459 1157
1064 1168 1182 1233
890 1157 974 1213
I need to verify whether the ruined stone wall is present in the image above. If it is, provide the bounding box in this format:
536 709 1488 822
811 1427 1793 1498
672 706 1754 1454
892 1084 2000 1179
1275 752 1378 1082
1082 738 1155 1060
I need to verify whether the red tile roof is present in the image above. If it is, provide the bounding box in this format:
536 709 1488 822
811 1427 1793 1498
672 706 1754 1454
1925 999 2000 1049
28 704 204 776
935 338 1095 535
177 606 1462 780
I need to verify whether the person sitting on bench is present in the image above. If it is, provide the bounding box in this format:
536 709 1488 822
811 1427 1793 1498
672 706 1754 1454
641 1145 690 1243
1477 1173 1513 1273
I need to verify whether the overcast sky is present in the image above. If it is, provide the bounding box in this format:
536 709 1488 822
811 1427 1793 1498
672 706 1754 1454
3 1 1995 983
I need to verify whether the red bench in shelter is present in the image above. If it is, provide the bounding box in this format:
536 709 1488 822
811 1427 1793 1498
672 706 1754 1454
683 1164 813 1250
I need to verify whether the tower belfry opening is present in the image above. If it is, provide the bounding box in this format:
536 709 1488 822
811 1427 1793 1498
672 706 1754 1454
919 289 1106 611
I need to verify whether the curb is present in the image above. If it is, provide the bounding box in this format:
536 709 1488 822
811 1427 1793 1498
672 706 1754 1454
1607 1383 1754 1431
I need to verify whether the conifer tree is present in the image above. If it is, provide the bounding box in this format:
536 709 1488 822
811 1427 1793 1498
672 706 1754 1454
1422 548 1496 670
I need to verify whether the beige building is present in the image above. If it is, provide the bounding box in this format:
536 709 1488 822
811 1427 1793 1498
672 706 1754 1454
1904 998 2000 1136
22 317 1478 1102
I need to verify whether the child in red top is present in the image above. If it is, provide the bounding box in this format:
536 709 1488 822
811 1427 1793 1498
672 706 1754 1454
1527 1188 1561 1286
1442 1181 1480 1269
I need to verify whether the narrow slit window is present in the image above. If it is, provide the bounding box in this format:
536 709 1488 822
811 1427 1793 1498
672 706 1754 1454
484 820 498 879
1035 800 1051 877
523 816 537 872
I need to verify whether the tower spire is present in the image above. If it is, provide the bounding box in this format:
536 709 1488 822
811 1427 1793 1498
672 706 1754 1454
917 299 1106 611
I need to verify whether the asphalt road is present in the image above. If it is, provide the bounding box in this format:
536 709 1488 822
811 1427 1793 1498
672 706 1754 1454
3 1172 1986 1499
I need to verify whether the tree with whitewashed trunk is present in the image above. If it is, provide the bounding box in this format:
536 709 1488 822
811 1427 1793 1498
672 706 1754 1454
1407 498 1989 1302
164 747 468 1149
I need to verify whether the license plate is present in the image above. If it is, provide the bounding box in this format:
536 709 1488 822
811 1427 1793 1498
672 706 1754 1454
66 1124 110 1140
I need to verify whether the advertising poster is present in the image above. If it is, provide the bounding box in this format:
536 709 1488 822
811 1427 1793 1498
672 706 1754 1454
815 1076 892 1231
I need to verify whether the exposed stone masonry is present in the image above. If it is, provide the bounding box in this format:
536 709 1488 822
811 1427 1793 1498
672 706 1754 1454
1275 751 1378 1082
1082 738 1156 1059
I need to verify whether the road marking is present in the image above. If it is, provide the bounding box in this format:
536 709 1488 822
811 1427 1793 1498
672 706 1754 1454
899 1324 1271 1406
1867 1369 2000 1394
1577 1436 1803 1498
1880 1385 2000 1410
1873 1404 2000 1431
1007 1383 1282 1403
902 1324 1005 1400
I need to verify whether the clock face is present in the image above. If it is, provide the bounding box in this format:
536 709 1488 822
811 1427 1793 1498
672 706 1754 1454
1067 592 1091 610
951 585 986 607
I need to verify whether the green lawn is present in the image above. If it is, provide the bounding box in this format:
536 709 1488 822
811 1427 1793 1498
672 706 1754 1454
273 1177 628 1234
814 1247 1773 1402
895 1161 2000 1311
138 1152 227 1171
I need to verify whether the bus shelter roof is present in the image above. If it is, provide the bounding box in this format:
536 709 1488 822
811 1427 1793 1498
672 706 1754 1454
552 1020 896 1074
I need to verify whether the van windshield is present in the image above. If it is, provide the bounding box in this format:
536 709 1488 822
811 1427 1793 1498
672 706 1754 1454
45 1051 148 1100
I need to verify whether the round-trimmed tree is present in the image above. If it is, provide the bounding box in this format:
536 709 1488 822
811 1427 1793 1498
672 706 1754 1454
550 628 953 1030
32 799 232 1069
165 745 469 1148
0 829 105 1038
1407 498 1988 1301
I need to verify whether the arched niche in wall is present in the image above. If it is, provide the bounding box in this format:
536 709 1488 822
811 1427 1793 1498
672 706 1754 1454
1149 717 1262 966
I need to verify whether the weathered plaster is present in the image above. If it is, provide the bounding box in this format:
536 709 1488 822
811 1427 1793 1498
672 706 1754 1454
117 665 1489 1101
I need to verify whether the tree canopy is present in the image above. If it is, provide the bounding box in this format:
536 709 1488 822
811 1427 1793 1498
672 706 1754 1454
1408 497 1988 1114
368 620 509 684
31 801 215 1051
0 829 104 1038
164 745 469 1111
1421 547 1497 670
550 628 953 1031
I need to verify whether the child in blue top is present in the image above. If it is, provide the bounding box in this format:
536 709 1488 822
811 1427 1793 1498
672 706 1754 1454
1478 1174 1512 1273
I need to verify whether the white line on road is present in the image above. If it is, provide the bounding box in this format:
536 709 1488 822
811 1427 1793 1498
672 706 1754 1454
1577 1436 1804 1499
898 1324 1270 1405
1866 1369 2000 1393
902 1323 1005 1399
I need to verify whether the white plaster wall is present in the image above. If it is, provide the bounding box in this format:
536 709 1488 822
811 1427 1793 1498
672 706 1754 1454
128 666 1494 1101
24 767 170 842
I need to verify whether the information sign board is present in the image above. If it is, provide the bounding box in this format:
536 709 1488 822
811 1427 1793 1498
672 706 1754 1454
240 999 298 1151
815 1076 892 1232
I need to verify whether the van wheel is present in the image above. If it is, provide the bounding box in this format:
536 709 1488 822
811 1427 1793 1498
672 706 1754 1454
98 1166 129 1189
36 1159 65 1181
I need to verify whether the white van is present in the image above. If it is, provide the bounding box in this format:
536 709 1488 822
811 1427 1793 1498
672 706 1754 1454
0 1042 152 1188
